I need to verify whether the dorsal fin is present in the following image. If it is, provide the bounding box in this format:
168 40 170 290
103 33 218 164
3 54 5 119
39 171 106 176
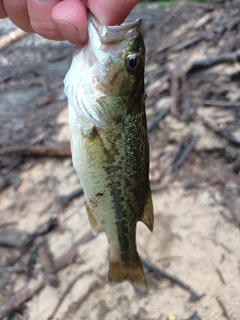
139 186 154 232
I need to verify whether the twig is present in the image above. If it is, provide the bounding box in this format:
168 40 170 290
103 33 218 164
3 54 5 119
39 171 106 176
0 229 31 248
54 230 98 271
216 297 231 320
141 258 203 302
204 121 240 147
220 130 240 147
35 237 59 288
176 136 199 168
219 211 240 228
186 312 201 320
215 267 226 285
173 30 213 52
187 51 240 74
0 266 28 275
191 98 240 108
59 188 84 206
58 281 100 320
147 107 170 132
0 178 10 193
210 238 234 254
171 69 181 117
0 217 58 249
157 11 212 54
0 145 71 158
226 158 240 173
0 28 29 51
0 272 45 319
178 64 190 123
47 269 93 320
0 221 17 228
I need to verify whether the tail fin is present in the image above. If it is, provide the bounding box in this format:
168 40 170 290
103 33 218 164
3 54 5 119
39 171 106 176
108 255 147 290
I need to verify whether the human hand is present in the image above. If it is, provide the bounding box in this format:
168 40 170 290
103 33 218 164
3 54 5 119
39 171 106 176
0 0 139 45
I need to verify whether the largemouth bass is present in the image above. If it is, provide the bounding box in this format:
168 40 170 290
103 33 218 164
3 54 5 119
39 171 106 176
64 14 153 289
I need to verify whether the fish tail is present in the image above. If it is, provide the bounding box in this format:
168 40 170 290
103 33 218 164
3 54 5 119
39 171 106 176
108 254 147 290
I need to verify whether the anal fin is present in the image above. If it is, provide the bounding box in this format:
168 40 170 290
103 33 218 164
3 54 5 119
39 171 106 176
140 185 154 232
85 201 100 235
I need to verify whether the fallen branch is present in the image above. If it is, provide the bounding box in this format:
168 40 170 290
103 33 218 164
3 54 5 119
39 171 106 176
186 312 201 320
219 211 240 228
176 135 199 168
0 145 71 158
142 258 203 302
47 269 93 320
0 230 96 319
215 267 226 285
191 98 240 108
173 30 213 52
147 107 170 132
204 121 240 147
0 221 17 228
0 28 29 51
0 217 58 249
170 69 181 117
59 188 84 206
0 272 45 319
187 51 240 74
35 237 59 288
216 297 231 320
0 265 28 275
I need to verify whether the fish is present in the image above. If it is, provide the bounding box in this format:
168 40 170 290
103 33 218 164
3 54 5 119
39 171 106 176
64 14 153 290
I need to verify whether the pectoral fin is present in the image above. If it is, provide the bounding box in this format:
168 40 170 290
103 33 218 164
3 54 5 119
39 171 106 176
140 186 154 232
85 201 100 235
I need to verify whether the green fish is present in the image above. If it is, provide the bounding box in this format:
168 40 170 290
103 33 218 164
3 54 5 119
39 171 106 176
64 14 153 289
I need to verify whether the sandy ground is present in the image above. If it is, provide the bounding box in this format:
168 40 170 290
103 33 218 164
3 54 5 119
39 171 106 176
0 2 240 320
1 106 240 320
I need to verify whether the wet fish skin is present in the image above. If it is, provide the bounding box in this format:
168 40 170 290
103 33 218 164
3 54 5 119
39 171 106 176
64 14 153 289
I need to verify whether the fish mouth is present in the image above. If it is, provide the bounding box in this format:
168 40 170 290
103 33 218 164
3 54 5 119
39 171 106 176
89 13 142 45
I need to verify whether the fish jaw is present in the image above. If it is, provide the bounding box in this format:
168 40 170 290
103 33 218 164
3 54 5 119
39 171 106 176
64 15 145 128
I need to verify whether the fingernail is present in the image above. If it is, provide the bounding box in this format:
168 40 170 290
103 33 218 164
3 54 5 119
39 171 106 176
35 0 53 3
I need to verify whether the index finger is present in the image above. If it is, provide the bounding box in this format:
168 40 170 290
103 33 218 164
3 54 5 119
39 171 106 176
0 1 7 18
27 0 63 40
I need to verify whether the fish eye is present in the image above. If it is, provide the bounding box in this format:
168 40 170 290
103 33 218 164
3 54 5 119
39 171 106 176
126 54 141 72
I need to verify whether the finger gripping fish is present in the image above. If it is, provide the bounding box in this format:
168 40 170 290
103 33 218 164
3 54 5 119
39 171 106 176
64 14 154 290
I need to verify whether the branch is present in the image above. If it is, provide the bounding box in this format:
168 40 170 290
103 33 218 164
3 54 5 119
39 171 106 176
176 136 199 168
0 218 58 249
191 98 240 108
0 230 96 319
0 28 29 51
142 258 203 302
187 51 240 74
0 145 71 158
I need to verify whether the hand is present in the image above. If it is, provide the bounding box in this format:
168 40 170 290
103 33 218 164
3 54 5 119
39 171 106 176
0 0 139 45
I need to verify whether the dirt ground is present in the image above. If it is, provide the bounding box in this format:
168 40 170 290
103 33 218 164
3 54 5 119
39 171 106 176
0 1 240 320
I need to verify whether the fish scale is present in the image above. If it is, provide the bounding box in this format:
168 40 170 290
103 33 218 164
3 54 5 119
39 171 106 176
64 14 154 290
